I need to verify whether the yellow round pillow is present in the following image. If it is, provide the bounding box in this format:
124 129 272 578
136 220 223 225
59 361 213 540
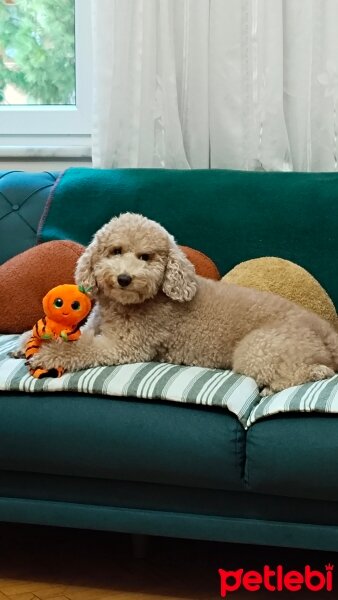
222 257 337 325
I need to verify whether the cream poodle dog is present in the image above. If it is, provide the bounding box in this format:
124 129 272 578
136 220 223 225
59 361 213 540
28 213 338 395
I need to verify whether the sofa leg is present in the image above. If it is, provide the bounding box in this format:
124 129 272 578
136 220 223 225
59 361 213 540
131 533 149 559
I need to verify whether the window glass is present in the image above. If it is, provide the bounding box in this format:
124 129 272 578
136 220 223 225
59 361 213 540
0 0 75 106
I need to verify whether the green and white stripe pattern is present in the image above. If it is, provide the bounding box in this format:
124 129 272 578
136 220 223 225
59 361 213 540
247 375 338 426
0 335 259 428
3 335 338 428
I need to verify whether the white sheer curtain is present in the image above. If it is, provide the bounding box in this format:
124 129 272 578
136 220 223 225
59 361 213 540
92 0 338 172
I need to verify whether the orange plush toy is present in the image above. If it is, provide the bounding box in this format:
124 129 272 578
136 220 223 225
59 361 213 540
25 284 92 379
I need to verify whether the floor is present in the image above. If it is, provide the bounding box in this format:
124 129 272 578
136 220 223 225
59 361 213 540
0 523 335 599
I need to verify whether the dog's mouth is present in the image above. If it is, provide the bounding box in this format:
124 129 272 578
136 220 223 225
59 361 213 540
113 288 145 305
96 271 158 305
98 276 140 303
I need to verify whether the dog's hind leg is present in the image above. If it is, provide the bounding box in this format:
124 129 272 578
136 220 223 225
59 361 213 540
259 364 335 396
232 324 335 395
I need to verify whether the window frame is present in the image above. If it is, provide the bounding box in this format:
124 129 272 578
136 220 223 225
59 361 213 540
0 0 92 139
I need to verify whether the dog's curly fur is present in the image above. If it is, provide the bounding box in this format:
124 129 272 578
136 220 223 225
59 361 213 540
28 213 338 395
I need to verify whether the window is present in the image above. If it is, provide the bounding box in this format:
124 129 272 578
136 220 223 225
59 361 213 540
0 0 91 152
0 0 76 107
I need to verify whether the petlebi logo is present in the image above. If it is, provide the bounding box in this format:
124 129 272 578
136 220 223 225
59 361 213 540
218 564 334 597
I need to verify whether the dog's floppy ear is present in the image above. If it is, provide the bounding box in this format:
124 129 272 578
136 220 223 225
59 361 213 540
162 238 197 302
75 241 98 297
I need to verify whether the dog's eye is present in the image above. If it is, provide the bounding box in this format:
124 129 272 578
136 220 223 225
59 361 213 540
138 253 150 261
111 247 122 255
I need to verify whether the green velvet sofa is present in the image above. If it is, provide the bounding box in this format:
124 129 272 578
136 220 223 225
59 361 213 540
1 167 338 552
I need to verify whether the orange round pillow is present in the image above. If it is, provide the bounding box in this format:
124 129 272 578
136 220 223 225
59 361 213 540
0 241 85 333
179 246 220 280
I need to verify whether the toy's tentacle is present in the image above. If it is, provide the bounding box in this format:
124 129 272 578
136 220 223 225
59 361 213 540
33 317 55 339
60 319 85 342
25 336 42 360
25 332 64 379
66 330 81 341
33 318 44 338
29 366 64 379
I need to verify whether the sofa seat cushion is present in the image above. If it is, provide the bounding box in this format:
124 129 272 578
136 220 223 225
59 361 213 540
246 415 338 501
0 391 246 492
0 334 250 491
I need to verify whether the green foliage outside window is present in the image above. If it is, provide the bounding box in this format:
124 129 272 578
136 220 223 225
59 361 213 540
0 0 75 105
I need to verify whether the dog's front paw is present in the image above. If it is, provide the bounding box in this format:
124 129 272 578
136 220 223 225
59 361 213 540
9 349 25 359
28 342 67 371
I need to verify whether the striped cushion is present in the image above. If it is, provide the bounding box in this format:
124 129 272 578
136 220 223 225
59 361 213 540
3 335 338 428
247 376 338 426
0 335 260 428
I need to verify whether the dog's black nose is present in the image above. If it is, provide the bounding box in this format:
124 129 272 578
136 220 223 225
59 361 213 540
117 274 132 287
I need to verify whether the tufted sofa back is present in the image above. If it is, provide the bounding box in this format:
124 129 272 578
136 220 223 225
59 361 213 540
0 170 57 265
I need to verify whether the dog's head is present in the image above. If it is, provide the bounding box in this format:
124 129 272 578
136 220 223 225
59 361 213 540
75 213 197 305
